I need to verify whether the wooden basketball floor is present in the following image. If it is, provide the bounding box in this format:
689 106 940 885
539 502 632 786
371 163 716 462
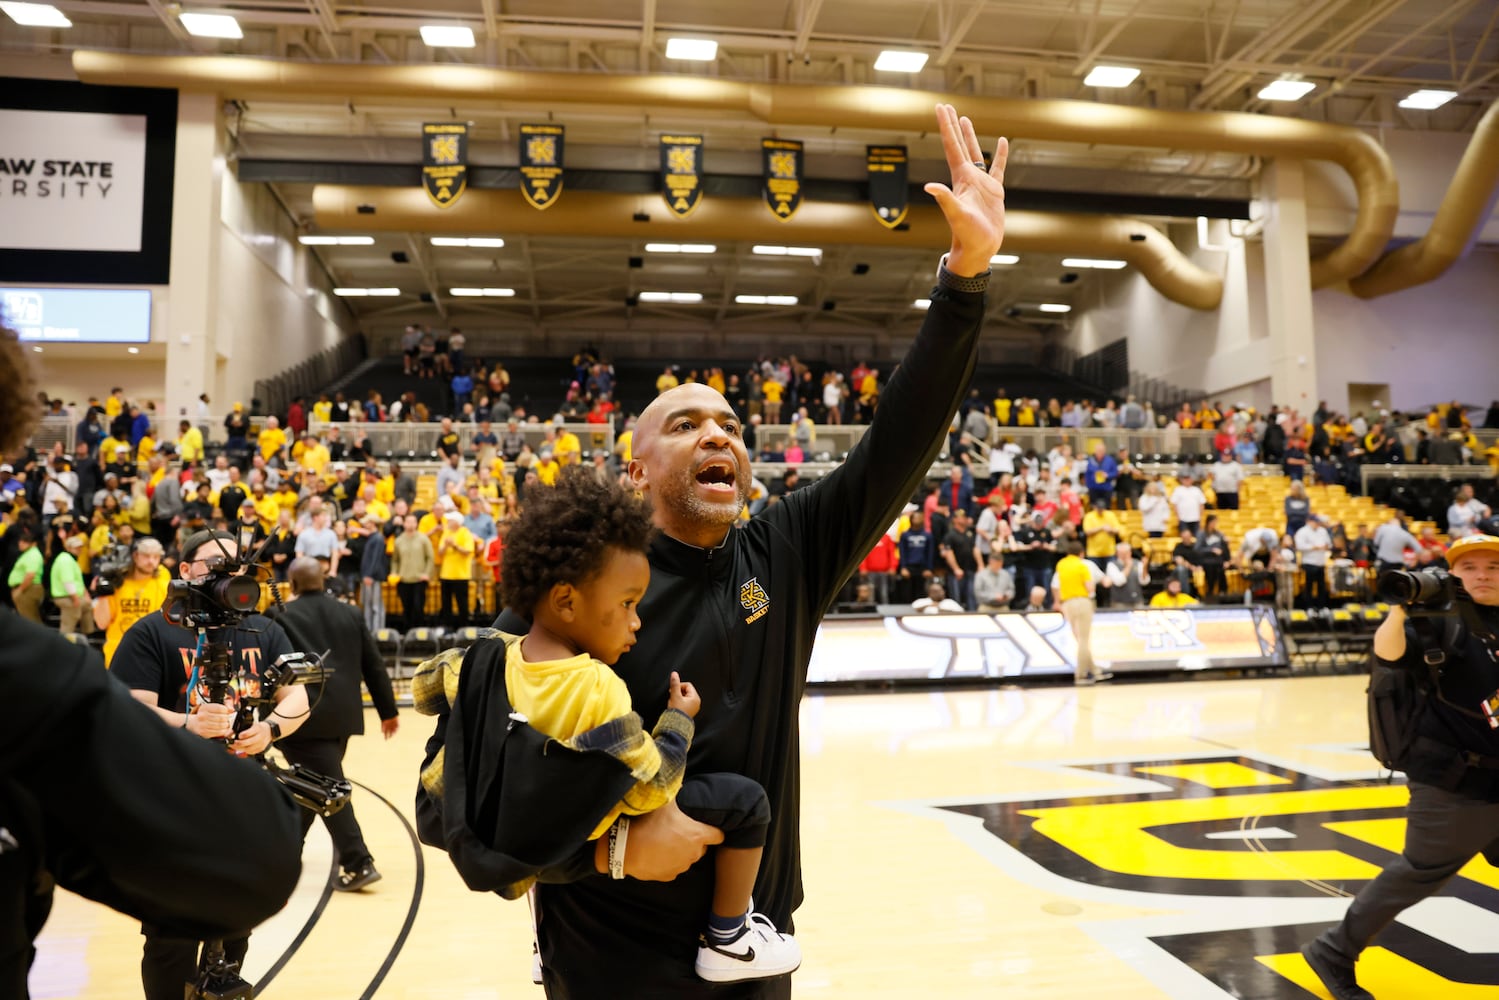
31 673 1499 998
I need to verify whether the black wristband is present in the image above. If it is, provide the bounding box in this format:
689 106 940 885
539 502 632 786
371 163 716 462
936 254 991 294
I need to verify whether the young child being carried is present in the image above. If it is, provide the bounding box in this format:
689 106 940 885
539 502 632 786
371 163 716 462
499 467 800 983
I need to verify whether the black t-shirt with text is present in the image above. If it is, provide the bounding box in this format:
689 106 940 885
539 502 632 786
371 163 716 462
436 432 462 458
942 528 979 573
111 611 294 715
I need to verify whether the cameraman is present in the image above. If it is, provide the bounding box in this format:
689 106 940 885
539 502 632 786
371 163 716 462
91 536 170 668
1303 533 1499 1000
110 529 311 1000
1 322 301 1000
273 558 399 891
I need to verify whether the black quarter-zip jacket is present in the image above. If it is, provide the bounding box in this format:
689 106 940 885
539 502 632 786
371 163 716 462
526 278 985 997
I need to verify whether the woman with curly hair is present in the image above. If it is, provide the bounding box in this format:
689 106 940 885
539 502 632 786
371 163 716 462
500 467 799 983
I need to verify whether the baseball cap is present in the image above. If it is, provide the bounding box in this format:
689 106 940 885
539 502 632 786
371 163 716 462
1445 534 1499 566
444 511 464 524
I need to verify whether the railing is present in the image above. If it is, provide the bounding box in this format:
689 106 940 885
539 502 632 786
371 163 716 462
252 335 367 418
1362 463 1496 493
308 418 615 457
758 423 1231 460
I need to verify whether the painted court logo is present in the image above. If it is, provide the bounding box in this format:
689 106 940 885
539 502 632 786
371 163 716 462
908 753 1499 997
739 578 770 624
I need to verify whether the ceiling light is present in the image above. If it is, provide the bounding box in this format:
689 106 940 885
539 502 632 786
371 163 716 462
1038 303 1072 313
874 50 929 73
1399 89 1458 110
665 37 717 61
449 287 516 297
991 254 1019 265
420 25 475 47
645 243 717 254
178 12 243 39
637 291 704 303
298 235 375 246
912 298 931 310
1061 258 1127 269
735 295 799 306
0 2 71 27
430 236 505 248
1257 78 1316 101
1083 65 1140 88
752 245 821 258
127 347 140 354
333 287 401 297
31 346 42 353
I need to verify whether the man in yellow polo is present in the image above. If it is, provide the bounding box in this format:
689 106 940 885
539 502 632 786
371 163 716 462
1053 540 1109 685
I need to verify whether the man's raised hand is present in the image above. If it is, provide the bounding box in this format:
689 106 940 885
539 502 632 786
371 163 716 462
923 103 1009 278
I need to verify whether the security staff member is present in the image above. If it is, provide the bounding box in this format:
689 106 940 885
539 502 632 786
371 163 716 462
478 104 1007 997
1303 533 1499 1000
0 323 301 999
272 557 400 891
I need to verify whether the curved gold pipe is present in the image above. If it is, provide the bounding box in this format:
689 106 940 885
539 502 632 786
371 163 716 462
311 186 1224 310
72 51 1395 290
1349 100 1499 298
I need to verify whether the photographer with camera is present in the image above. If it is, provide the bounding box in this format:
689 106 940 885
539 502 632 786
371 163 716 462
110 529 311 1000
91 536 170 667
273 557 399 891
1302 534 1499 1000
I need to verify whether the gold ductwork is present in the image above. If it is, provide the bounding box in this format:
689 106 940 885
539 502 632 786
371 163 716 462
1349 99 1499 299
311 187 1224 310
73 51 1396 293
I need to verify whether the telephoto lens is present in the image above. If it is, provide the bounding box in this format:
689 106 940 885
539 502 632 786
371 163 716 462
1376 568 1448 605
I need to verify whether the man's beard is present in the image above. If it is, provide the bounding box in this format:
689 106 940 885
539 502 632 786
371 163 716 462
657 464 747 530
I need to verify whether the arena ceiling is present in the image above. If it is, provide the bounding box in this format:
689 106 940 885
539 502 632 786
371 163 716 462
4 0 1496 344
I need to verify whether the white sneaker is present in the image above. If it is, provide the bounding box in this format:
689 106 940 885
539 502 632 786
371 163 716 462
531 945 542 985
695 911 802 983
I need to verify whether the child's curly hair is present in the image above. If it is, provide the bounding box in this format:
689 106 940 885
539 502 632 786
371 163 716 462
500 465 654 613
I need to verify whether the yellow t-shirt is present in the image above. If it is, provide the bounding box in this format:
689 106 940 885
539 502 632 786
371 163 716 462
259 427 287 460
136 435 157 465
1053 555 1094 602
365 499 391 522
994 398 1012 424
300 444 331 479
177 427 204 464
656 373 679 394
615 430 633 464
707 371 726 394
104 396 123 419
1015 405 1036 427
535 459 560 486
1150 591 1199 608
274 487 300 512
103 574 172 666
375 475 395 504
1082 510 1122 559
418 512 442 538
312 401 333 423
437 526 476 580
762 381 783 404
556 431 582 466
253 495 281 532
99 436 127 465
503 641 682 839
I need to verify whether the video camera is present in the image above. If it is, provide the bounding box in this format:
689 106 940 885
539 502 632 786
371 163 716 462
89 542 134 593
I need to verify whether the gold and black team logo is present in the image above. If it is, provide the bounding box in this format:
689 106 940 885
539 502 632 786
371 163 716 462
761 139 802 220
660 135 704 218
421 122 468 207
519 123 565 210
739 578 770 624
866 145 908 229
915 753 1499 996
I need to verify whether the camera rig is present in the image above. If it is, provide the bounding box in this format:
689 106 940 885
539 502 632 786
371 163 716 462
169 526 353 1000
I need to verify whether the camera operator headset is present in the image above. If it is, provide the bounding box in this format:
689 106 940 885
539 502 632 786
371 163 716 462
91 533 171 667
109 527 311 1000
0 324 301 1000
1302 533 1499 1000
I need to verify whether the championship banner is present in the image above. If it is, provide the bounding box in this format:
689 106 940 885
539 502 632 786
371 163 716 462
660 134 704 218
519 123 565 210
866 145 909 229
421 122 468 208
761 138 803 220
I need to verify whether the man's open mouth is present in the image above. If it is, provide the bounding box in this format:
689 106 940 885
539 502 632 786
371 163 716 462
696 459 737 491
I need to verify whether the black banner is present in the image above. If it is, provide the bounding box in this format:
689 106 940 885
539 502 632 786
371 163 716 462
660 134 704 218
866 145 908 229
421 122 468 208
761 138 803 220
519 123 564 210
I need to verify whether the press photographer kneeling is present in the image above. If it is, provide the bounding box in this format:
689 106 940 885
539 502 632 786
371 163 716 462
1303 534 1499 1000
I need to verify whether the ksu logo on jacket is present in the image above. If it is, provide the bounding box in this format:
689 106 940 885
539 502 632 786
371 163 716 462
740 578 770 625
893 751 1499 996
